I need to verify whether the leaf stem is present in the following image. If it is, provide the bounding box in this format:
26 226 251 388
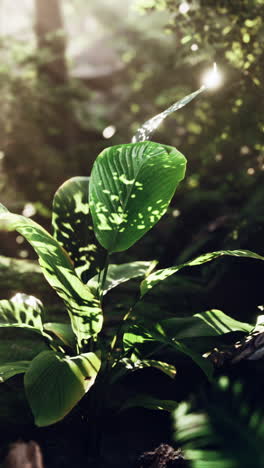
100 253 109 299
111 295 141 353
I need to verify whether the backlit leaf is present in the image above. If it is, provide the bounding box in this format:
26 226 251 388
89 141 186 252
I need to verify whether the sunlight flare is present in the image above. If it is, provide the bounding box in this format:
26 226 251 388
202 62 222 89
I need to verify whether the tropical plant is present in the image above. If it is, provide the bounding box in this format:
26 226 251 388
0 92 263 428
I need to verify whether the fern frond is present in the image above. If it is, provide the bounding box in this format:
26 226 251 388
173 377 264 468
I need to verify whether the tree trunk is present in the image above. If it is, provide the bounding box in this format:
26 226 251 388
34 0 75 166
35 0 67 84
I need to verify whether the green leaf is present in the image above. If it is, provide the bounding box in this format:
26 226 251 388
24 350 101 426
89 141 186 252
140 249 264 297
159 310 252 339
52 177 106 282
0 208 103 348
0 294 44 332
121 394 178 412
88 260 157 295
123 324 214 380
44 322 76 349
171 340 214 380
116 355 176 379
0 361 30 382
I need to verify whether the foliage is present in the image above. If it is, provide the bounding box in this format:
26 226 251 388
116 0 264 267
0 90 264 430
173 376 264 468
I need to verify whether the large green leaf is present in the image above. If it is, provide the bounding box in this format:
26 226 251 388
0 209 103 348
88 260 157 295
24 350 101 426
158 310 252 339
0 361 30 382
52 177 106 283
140 249 264 297
89 141 186 252
0 294 44 332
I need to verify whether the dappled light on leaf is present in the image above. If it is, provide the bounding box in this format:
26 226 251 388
52 177 106 282
0 208 103 349
89 141 186 252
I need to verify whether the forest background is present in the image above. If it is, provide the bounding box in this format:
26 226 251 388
0 0 263 323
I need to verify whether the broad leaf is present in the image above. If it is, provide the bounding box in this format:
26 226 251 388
0 209 103 348
159 310 252 339
52 177 106 282
89 141 186 252
44 322 76 349
121 394 178 412
141 249 264 297
0 294 44 332
24 350 101 426
0 361 30 382
88 260 157 295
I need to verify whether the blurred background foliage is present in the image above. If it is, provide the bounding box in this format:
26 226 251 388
0 0 263 322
